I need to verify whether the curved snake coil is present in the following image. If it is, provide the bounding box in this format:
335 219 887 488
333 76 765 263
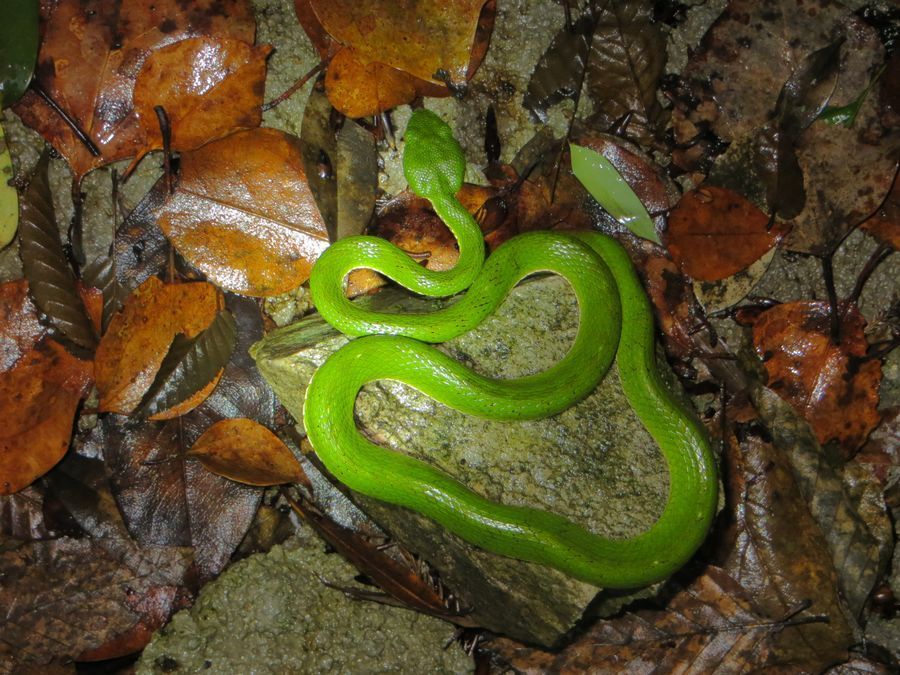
304 110 717 588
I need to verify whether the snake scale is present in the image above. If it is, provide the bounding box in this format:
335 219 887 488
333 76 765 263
304 110 717 588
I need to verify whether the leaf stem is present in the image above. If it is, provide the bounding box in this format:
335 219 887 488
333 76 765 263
154 105 174 196
32 82 101 157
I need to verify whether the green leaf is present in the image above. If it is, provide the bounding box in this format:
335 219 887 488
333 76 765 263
0 0 39 109
818 63 886 129
135 310 237 419
18 152 98 351
0 121 16 249
569 143 659 244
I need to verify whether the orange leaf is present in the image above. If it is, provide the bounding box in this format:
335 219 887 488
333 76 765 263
94 278 223 415
11 0 256 178
188 419 305 486
155 128 330 297
132 37 272 168
311 0 486 86
752 301 882 457
666 186 786 281
0 279 45 372
324 49 417 119
0 339 93 495
295 0 495 116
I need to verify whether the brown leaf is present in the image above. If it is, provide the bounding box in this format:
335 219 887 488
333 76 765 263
131 37 272 169
189 418 304 486
683 0 898 254
860 170 900 250
666 186 787 281
155 128 330 296
324 49 418 119
0 279 45 372
0 532 192 669
94 277 223 415
489 567 823 672
719 418 855 668
751 301 882 457
0 339 93 495
286 487 474 626
585 0 667 146
12 0 256 178
86 294 273 580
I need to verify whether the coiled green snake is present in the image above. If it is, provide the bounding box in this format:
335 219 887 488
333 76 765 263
304 110 717 588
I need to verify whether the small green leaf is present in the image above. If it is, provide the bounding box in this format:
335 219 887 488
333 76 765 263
818 63 885 129
0 0 39 109
135 310 237 419
569 143 659 244
0 121 16 249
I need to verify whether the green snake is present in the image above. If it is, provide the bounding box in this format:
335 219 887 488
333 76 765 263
304 110 717 588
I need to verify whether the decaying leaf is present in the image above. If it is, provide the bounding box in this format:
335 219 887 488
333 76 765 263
666 185 786 281
94 277 223 415
753 38 843 221
0 449 195 669
83 294 273 579
522 15 593 123
155 128 330 296
136 310 236 420
296 0 495 116
0 339 92 495
751 301 882 457
0 279 45 371
18 153 97 351
489 566 832 672
189 418 304 486
860 171 900 250
131 37 272 170
750 385 892 620
12 0 256 178
683 0 899 254
585 0 667 145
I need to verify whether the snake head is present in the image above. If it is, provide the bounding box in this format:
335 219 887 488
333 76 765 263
403 109 466 201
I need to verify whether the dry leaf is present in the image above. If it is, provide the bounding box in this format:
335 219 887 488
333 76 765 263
12 0 256 178
94 277 223 415
0 339 93 495
752 301 882 457
156 128 330 297
131 37 272 170
189 418 304 486
666 186 787 281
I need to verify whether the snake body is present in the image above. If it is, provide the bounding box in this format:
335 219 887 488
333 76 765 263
304 110 717 588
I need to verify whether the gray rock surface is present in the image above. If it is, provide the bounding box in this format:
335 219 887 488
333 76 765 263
252 275 675 647
136 528 473 674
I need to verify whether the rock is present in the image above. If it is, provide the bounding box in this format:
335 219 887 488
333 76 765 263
251 276 671 647
136 528 473 674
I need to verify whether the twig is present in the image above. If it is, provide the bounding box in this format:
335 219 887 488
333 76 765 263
820 254 841 344
262 57 330 112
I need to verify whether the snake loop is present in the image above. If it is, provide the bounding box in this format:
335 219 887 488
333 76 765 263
304 109 717 588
